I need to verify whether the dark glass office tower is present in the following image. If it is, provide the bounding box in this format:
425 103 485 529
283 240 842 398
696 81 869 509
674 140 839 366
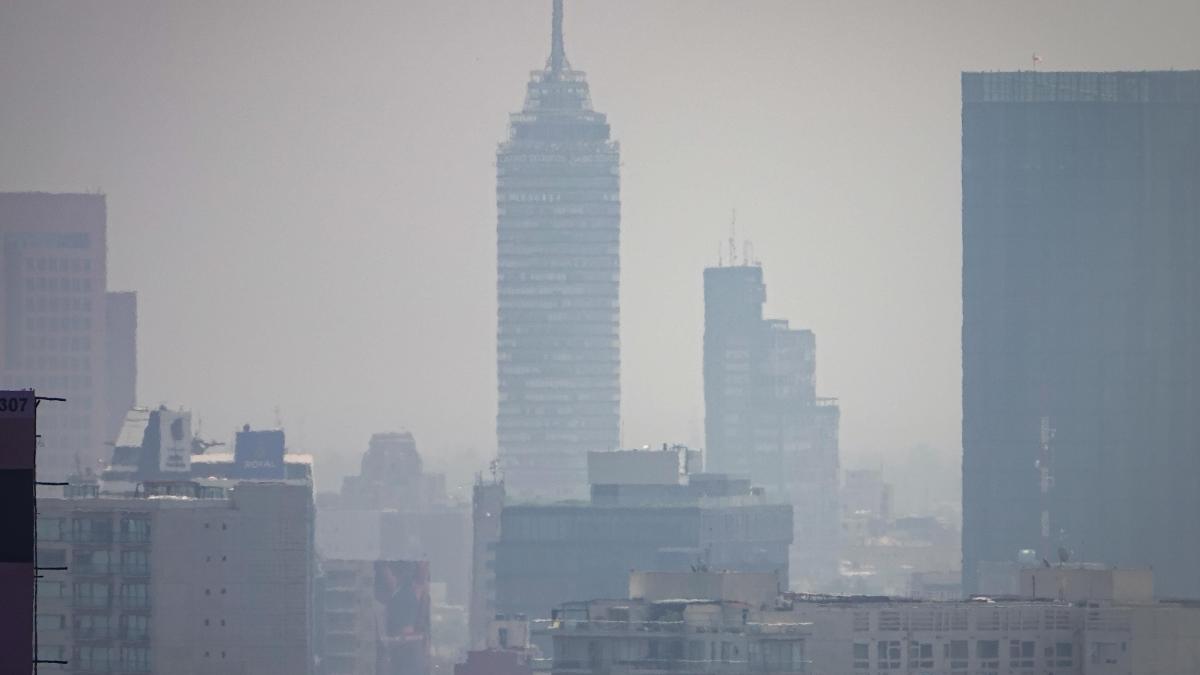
962 71 1200 597
496 0 620 498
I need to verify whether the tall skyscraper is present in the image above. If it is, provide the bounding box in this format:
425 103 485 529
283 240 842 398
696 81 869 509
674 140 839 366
703 262 840 589
0 193 111 480
104 290 137 445
496 0 620 497
962 71 1200 597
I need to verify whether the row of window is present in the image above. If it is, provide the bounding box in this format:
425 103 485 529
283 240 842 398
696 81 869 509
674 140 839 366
22 257 94 274
37 516 151 543
24 277 95 293
21 334 93 353
37 613 148 640
851 640 1070 669
24 295 94 312
37 580 150 608
75 646 150 672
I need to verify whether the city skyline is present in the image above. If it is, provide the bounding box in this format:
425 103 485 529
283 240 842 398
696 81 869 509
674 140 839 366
1 1 1198 494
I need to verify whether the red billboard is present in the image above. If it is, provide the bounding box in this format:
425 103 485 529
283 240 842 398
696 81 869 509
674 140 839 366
374 560 431 675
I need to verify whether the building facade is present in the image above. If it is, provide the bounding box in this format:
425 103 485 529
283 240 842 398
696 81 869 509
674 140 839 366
491 448 792 623
540 568 1200 675
469 478 505 649
0 193 112 480
103 291 136 447
703 264 840 589
496 0 621 498
317 559 431 675
36 481 314 675
962 71 1200 597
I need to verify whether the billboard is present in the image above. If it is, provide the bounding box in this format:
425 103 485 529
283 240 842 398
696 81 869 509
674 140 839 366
374 560 430 675
234 427 286 479
0 390 35 672
157 409 192 473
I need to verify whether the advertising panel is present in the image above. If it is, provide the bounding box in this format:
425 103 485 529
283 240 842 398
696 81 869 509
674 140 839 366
374 560 431 675
234 427 286 479
157 409 192 473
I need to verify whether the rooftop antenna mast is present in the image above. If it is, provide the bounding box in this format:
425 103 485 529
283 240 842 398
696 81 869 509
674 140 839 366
549 0 566 73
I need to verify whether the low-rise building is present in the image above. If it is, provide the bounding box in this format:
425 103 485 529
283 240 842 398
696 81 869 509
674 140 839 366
454 616 536 675
538 567 1200 675
538 571 806 674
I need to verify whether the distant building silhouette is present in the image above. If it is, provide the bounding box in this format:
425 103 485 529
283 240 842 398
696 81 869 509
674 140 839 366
0 193 119 479
103 291 137 446
961 71 1200 597
703 263 840 589
496 0 621 498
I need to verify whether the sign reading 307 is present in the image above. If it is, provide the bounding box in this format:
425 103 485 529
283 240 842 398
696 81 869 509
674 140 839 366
0 391 36 418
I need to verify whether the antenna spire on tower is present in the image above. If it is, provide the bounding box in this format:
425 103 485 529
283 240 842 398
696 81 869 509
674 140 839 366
550 0 566 73
728 209 738 266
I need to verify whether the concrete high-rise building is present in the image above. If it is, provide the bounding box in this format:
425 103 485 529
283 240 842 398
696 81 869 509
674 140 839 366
495 0 621 498
703 263 840 589
962 71 1200 597
1 193 111 480
36 480 314 675
103 291 136 446
468 478 505 649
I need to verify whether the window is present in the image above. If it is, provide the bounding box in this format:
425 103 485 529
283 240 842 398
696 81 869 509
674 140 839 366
38 644 65 661
36 614 65 631
76 614 112 640
120 517 151 543
36 580 64 599
121 583 149 609
853 643 869 669
908 642 934 669
877 640 902 670
1091 642 1119 665
77 646 114 670
37 518 64 542
947 640 969 669
75 549 111 575
122 614 149 640
122 550 149 576
1010 640 1035 668
121 646 150 672
72 517 113 543
37 548 66 567
73 582 111 609
978 639 1000 670
1055 641 1074 667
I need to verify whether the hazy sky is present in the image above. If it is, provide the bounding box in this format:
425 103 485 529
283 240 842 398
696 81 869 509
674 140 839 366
2 0 1197 490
